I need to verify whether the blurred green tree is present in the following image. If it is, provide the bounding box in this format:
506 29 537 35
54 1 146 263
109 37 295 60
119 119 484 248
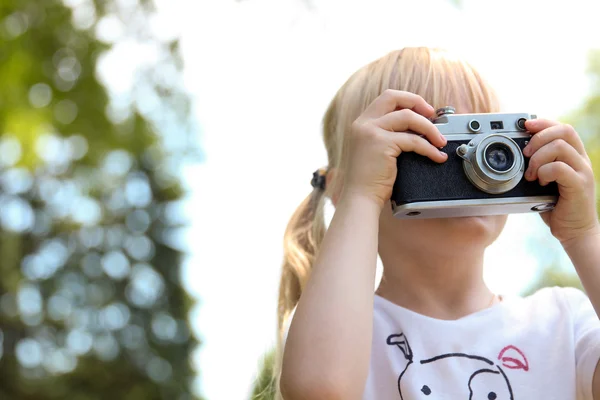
522 264 584 297
250 349 276 400
0 0 199 399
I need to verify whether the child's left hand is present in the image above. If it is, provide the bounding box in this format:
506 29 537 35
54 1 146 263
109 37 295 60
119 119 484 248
523 119 600 247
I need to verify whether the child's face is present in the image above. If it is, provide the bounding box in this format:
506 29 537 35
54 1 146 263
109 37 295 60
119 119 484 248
373 103 509 254
377 102 509 253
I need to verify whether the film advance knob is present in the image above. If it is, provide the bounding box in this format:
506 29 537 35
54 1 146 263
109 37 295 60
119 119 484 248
436 106 456 117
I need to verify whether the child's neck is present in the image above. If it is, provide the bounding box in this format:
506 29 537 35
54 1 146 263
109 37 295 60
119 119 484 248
375 246 496 321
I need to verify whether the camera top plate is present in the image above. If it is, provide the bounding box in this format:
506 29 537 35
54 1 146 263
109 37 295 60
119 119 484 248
431 107 536 136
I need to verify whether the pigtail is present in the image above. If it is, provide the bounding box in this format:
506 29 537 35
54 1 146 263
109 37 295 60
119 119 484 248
269 90 342 400
272 178 327 399
278 184 327 332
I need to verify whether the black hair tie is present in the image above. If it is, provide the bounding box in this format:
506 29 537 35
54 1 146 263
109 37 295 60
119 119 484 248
311 168 327 190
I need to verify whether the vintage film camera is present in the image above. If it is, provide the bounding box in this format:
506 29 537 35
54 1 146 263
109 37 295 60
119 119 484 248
391 107 559 219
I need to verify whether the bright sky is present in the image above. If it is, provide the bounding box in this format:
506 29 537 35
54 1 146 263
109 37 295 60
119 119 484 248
165 0 600 398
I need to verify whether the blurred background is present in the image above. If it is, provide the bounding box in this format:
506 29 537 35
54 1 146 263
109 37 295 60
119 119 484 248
0 0 599 399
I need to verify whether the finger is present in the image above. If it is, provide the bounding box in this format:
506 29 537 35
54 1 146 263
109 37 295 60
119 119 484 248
375 109 447 148
362 89 435 120
387 129 448 163
537 161 583 194
524 118 560 134
540 209 551 227
525 139 588 181
523 123 586 157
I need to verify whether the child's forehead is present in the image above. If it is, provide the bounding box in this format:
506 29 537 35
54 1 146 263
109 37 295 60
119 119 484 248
437 85 496 114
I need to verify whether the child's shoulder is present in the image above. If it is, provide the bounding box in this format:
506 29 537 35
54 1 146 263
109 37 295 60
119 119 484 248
523 285 587 306
515 285 590 319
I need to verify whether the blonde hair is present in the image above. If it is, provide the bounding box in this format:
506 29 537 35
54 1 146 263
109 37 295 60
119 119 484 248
272 47 500 398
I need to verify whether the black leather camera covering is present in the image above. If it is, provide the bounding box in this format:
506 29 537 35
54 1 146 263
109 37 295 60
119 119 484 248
391 138 559 206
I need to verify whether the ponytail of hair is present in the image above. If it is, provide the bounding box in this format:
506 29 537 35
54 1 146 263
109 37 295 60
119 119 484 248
272 184 328 399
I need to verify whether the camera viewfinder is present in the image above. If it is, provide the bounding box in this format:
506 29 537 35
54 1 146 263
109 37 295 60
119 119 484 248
490 121 504 130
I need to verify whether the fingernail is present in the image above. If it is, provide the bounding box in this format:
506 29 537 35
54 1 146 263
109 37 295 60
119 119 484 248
523 147 530 157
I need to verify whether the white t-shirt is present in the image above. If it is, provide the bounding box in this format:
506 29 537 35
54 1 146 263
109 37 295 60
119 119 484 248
365 287 600 400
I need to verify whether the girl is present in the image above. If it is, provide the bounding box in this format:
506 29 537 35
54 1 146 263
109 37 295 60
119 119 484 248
275 47 600 399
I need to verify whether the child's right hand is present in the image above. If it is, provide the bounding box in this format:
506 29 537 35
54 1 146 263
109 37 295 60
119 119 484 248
341 89 449 210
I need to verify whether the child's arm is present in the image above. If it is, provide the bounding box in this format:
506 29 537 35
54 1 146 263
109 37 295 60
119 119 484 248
280 193 380 400
562 234 600 399
522 118 600 398
280 90 447 400
564 234 600 323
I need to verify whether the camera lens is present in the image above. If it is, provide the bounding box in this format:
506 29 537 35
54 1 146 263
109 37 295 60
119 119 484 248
484 143 514 172
459 135 524 194
468 119 481 132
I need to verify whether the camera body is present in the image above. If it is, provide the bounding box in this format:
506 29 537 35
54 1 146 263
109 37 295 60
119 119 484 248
391 107 559 219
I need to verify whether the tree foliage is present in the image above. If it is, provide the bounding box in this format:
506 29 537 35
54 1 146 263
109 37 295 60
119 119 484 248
250 349 276 400
0 0 199 399
522 264 584 297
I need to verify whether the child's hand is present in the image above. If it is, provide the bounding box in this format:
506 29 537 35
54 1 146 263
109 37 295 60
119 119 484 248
341 90 448 210
523 119 600 246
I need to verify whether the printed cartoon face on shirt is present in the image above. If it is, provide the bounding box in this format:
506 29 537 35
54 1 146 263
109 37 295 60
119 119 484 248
387 333 529 399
